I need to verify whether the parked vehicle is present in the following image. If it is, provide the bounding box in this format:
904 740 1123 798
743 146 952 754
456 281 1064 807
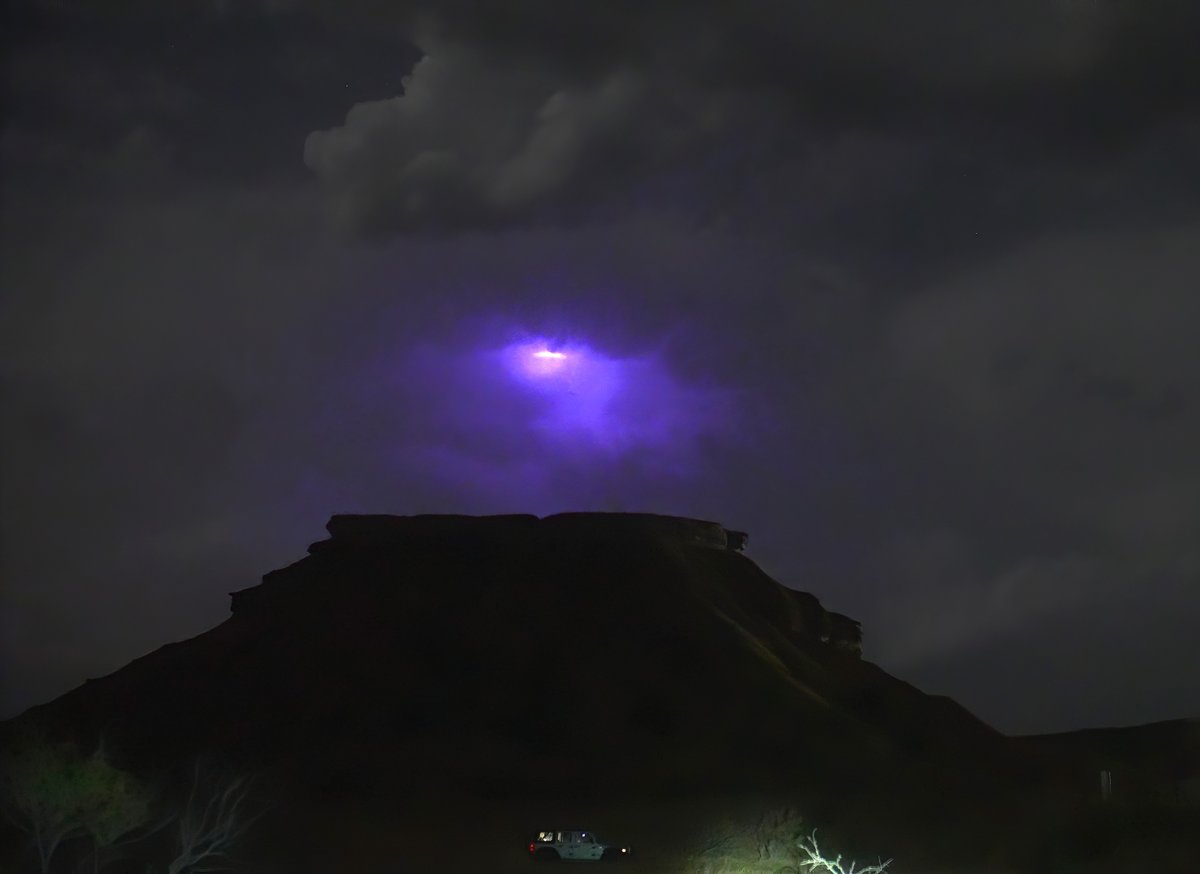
528 829 632 862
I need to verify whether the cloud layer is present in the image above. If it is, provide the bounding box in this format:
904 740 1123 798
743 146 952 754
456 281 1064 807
302 1 1200 234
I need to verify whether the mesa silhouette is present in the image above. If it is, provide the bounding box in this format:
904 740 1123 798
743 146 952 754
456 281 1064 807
7 512 1020 801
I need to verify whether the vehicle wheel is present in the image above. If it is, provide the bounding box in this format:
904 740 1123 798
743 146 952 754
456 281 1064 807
534 849 561 862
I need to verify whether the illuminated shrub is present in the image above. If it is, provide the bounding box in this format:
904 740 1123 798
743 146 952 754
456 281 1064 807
688 807 890 874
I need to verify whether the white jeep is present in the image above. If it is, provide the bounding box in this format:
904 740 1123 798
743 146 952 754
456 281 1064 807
528 829 632 862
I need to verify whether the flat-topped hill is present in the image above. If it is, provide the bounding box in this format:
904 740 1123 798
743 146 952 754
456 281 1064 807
5 512 1013 803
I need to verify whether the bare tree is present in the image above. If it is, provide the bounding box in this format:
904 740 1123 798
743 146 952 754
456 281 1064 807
687 809 893 874
793 830 891 874
166 761 264 874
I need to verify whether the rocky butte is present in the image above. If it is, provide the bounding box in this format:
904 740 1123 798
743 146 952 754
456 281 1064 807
3 512 1197 873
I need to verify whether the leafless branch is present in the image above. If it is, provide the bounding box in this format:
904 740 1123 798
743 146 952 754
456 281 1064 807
797 830 891 874
166 761 264 874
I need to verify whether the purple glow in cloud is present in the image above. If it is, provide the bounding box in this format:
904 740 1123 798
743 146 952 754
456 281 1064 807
506 341 579 380
368 325 742 513
495 335 730 458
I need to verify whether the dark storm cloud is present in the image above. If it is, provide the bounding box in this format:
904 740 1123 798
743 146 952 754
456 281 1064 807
403 0 1200 128
302 52 743 233
842 222 1200 731
302 0 1200 234
0 178 351 714
888 224 1200 551
5 1 417 186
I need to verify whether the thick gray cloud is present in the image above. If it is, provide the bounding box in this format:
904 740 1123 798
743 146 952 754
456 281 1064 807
852 224 1200 730
889 224 1200 542
303 49 673 232
302 1 1200 234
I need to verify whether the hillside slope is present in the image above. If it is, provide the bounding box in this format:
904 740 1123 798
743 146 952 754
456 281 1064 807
4 513 1014 802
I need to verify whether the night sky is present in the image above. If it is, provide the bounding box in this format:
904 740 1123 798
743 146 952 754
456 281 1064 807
3 1 1199 734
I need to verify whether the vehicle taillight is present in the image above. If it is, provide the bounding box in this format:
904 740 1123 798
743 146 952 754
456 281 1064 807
529 842 536 853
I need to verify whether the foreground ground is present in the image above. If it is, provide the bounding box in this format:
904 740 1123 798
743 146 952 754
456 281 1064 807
227 783 1199 874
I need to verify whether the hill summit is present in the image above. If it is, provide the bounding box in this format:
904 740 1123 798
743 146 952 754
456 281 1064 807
10 512 1009 800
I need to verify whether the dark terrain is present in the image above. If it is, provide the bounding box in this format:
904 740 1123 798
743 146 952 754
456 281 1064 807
2 513 1197 872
